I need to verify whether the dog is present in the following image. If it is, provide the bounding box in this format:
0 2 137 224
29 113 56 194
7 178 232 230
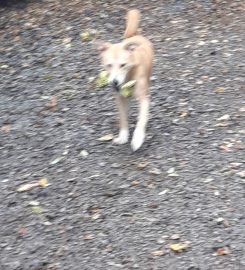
98 9 154 151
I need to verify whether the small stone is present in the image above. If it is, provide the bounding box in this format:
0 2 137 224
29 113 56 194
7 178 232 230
214 190 220 196
216 217 224 224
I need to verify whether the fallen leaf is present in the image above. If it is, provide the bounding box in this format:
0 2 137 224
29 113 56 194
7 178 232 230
158 189 169 195
63 37 72 44
80 150 89 158
219 144 233 152
80 29 98 41
217 114 230 121
167 167 175 174
38 177 49 187
239 106 245 112
84 234 94 240
215 87 225 93
167 167 179 177
131 180 140 186
50 156 65 165
137 161 149 169
216 247 230 256
151 250 165 256
43 75 53 81
1 124 11 133
91 213 101 220
180 112 188 118
18 227 27 235
169 242 189 252
17 183 38 192
1 64 9 69
31 206 44 214
28 201 40 206
214 122 230 127
97 134 113 141
149 168 161 175
46 96 57 109
81 31 90 41
236 170 245 178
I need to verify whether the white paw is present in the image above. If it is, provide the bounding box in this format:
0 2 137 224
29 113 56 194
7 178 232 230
113 129 129 145
131 128 145 151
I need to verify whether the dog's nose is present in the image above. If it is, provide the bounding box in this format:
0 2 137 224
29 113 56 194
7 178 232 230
112 79 119 87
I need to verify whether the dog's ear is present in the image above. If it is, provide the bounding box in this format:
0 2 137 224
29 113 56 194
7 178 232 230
94 40 111 53
124 42 139 52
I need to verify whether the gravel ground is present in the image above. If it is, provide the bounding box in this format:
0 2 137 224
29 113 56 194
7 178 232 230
0 1 245 269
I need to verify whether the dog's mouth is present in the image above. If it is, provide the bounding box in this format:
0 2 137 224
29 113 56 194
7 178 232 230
112 85 120 91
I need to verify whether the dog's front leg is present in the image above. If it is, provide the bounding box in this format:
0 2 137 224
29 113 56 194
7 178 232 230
113 93 129 145
131 95 150 151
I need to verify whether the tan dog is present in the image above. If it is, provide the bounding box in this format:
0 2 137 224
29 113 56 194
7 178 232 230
98 9 154 151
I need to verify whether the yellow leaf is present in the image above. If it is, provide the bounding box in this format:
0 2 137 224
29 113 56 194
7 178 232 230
169 243 189 252
180 112 188 118
120 80 136 98
80 29 98 41
31 206 44 214
38 177 49 187
95 71 109 88
97 134 114 141
81 31 90 41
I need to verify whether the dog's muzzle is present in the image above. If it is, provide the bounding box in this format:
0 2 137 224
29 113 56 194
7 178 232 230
111 79 120 91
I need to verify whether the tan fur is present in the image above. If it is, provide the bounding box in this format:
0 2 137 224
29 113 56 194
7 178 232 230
99 9 154 151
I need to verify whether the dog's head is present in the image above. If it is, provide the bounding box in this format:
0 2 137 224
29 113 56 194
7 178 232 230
98 42 139 90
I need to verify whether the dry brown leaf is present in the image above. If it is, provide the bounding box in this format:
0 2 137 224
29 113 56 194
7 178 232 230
131 180 140 186
18 227 27 235
46 96 57 110
216 247 230 256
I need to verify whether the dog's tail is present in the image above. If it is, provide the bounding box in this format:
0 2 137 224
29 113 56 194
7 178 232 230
124 9 140 39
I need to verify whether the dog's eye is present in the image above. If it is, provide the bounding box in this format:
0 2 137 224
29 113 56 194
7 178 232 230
120 63 126 68
106 64 112 69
